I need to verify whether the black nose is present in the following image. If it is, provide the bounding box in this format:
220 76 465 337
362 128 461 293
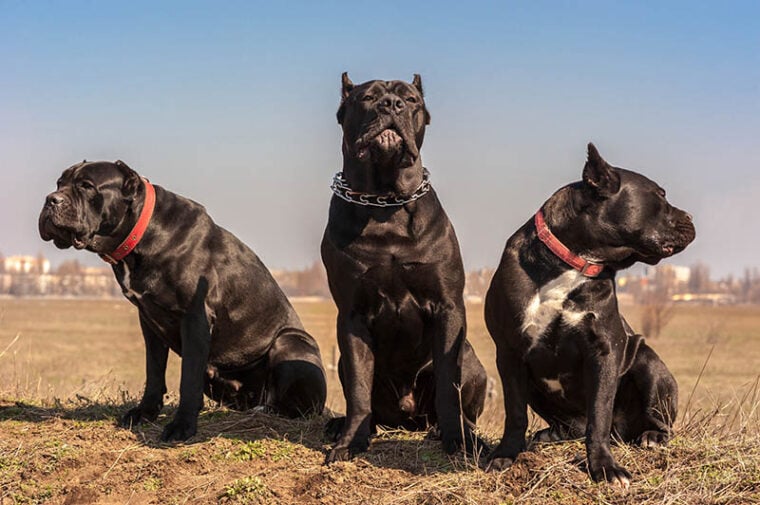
378 94 405 115
45 193 64 207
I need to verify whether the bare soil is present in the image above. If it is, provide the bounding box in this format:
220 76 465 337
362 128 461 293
0 299 758 504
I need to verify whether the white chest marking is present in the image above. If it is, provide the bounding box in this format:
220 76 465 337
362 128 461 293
542 377 565 396
521 270 587 346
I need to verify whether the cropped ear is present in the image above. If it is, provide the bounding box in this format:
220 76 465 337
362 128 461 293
582 143 620 196
411 74 430 125
341 72 354 99
412 74 424 96
337 72 354 124
114 160 141 197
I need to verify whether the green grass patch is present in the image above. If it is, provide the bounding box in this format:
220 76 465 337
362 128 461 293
221 476 271 503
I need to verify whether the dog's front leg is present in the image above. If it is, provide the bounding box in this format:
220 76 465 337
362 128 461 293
431 303 482 456
327 312 374 463
584 324 632 488
161 278 211 442
487 343 529 470
120 315 169 428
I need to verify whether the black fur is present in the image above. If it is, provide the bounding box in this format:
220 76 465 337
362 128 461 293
322 74 487 463
485 144 695 485
39 161 327 441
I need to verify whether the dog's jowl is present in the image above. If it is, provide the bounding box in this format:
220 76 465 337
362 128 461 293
321 73 488 462
39 161 327 441
485 144 695 487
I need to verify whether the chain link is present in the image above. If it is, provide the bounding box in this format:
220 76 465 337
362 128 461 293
330 169 431 207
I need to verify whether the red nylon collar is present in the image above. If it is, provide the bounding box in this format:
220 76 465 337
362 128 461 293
534 209 604 278
100 178 155 265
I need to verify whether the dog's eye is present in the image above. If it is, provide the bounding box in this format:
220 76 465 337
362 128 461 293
406 96 417 104
658 188 666 198
78 180 95 191
361 95 374 102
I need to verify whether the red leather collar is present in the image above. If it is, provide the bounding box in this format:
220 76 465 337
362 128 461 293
534 209 604 277
100 178 155 264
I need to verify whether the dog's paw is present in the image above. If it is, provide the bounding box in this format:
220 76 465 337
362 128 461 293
425 426 442 440
324 417 346 442
324 439 368 465
588 455 632 489
160 416 197 442
485 456 515 472
120 404 161 429
325 446 352 464
484 441 522 472
441 429 490 458
637 430 669 449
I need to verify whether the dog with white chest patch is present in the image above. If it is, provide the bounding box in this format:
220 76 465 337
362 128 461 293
484 144 695 487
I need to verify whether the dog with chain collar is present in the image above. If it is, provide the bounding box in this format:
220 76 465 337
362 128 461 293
321 73 488 463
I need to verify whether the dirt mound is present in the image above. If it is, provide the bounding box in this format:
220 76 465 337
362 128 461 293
1 398 758 504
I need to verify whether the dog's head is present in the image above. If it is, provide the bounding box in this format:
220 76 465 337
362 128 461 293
39 160 142 252
563 143 696 269
337 73 430 168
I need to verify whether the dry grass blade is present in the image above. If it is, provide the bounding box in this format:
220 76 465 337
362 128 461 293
0 333 20 359
0 299 758 504
683 343 715 423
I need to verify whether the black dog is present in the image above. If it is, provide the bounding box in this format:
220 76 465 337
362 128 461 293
485 144 695 486
321 73 487 463
39 161 327 441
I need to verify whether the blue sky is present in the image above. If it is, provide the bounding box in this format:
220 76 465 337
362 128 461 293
1 1 758 277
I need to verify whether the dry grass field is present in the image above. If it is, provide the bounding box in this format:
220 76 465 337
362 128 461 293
0 298 758 504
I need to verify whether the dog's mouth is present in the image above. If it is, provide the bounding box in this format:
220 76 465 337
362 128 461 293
638 242 679 264
71 233 88 249
354 116 419 162
376 128 403 151
660 244 678 257
640 217 695 263
659 220 695 258
663 246 675 257
639 238 689 265
39 211 90 250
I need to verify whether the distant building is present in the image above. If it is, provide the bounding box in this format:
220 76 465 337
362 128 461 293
3 255 50 275
0 254 120 298
643 264 691 284
671 292 737 305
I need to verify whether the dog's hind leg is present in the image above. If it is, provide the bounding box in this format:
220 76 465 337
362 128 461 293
161 276 212 442
266 328 327 418
525 383 586 443
459 341 488 426
614 342 678 448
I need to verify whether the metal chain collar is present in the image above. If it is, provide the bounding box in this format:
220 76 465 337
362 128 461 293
330 169 431 207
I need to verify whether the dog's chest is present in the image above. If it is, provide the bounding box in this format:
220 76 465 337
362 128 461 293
117 263 141 303
358 261 437 348
520 270 589 347
116 263 180 342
